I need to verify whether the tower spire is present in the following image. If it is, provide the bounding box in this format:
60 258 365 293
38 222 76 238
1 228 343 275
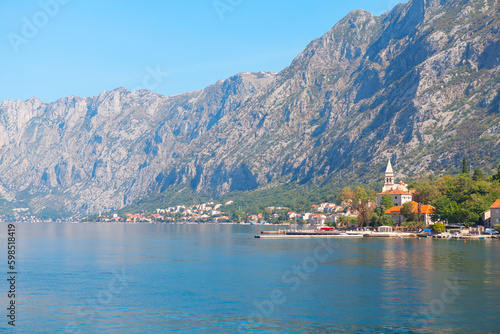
383 160 395 192
385 160 394 174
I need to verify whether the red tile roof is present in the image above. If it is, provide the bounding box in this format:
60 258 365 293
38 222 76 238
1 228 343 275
490 199 500 209
378 189 412 195
385 201 435 215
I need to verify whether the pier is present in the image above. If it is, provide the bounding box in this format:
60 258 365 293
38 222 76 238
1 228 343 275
256 230 365 239
255 229 499 239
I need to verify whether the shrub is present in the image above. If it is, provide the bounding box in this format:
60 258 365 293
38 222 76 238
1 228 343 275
432 222 446 234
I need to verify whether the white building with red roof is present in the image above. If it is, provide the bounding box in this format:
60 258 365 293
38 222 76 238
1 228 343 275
377 160 413 207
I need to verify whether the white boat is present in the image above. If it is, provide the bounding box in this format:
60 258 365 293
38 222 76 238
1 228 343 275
250 221 267 225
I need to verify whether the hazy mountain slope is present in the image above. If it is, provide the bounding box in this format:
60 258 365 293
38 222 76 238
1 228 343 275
0 73 277 212
0 0 498 214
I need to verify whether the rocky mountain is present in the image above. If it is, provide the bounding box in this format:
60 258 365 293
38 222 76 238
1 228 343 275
0 0 499 214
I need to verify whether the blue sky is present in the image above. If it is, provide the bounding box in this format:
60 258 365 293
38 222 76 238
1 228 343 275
0 0 406 103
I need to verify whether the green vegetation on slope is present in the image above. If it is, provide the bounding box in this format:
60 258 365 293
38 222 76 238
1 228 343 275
409 170 500 226
117 180 381 217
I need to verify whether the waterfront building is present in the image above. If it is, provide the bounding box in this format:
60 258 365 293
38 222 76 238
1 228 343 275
385 201 436 226
483 199 500 228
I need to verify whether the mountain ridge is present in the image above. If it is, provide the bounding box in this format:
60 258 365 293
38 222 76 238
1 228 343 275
0 0 499 215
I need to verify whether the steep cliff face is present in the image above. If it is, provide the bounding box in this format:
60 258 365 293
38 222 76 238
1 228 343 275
0 0 498 213
0 72 277 212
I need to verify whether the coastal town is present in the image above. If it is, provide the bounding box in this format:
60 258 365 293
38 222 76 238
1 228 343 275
86 160 500 239
4 159 499 240
1 157 498 240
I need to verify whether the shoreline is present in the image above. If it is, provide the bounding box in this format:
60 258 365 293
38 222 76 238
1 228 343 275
3 221 498 240
256 230 499 240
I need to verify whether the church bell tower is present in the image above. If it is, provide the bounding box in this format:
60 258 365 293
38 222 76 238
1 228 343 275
383 160 394 192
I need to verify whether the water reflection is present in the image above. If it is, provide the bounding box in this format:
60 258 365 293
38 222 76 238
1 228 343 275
7 223 500 333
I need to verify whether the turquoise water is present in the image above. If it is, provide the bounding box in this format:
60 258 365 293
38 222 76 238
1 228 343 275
1 223 499 333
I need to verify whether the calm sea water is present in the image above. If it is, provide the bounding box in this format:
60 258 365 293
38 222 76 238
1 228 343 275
1 223 499 333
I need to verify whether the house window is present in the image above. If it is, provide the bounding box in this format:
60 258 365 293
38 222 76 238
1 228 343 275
497 218 499 223
395 196 397 199
497 210 499 214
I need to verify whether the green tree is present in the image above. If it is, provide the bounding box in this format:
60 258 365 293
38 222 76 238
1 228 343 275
369 213 379 227
348 217 358 228
445 174 474 204
462 157 469 175
350 187 377 228
263 209 271 222
472 168 484 181
337 187 355 206
432 197 460 224
377 214 396 227
432 222 446 233
492 162 500 181
380 195 395 210
232 210 245 222
337 215 348 228
325 221 337 227
460 193 490 226
401 202 418 222
337 186 375 228
412 182 441 205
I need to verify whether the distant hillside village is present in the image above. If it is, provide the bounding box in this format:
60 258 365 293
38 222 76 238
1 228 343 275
89 160 500 233
0 208 48 223
95 202 345 225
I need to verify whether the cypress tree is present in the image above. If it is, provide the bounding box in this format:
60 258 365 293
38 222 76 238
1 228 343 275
462 157 469 175
493 162 500 181
472 168 484 181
